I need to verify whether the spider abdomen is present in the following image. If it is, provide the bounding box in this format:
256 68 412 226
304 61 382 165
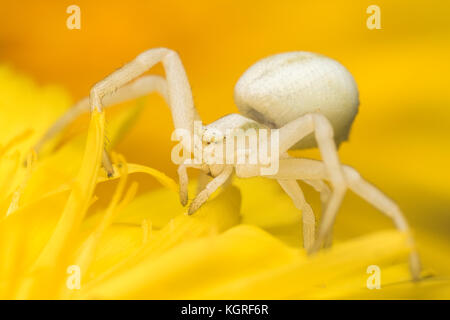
234 52 359 149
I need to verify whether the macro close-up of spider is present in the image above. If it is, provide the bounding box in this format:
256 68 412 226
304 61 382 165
1 0 449 305
35 48 420 279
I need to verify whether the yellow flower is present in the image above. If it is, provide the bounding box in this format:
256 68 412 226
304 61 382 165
0 66 449 300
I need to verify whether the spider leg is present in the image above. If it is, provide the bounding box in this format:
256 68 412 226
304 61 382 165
177 163 190 207
177 161 207 206
278 113 347 253
89 48 199 175
341 165 421 280
268 158 421 280
33 75 170 156
277 179 316 251
302 179 333 248
188 166 233 215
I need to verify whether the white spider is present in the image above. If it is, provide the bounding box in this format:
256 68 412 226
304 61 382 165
35 48 421 279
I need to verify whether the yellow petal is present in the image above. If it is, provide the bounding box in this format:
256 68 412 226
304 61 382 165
24 110 104 298
80 225 415 299
0 191 69 298
0 65 70 152
20 102 146 207
79 185 242 296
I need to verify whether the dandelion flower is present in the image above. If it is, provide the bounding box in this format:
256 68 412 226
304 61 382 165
0 66 448 300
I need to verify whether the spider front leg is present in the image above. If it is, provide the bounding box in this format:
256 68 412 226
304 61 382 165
33 75 170 156
278 113 347 253
177 163 190 207
187 166 234 215
89 48 199 176
177 161 209 207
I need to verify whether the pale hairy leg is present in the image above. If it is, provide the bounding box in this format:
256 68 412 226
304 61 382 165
33 75 169 155
277 113 347 252
268 158 421 280
89 48 199 176
188 166 233 215
177 163 190 207
177 161 207 206
277 179 316 251
342 165 421 280
303 179 333 248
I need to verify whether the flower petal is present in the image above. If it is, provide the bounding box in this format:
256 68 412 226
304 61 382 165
80 225 414 299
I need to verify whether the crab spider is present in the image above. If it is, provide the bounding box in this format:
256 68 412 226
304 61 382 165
178 113 419 272
36 48 420 280
179 51 420 279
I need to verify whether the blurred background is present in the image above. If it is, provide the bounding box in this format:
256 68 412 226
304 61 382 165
1 1 449 275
